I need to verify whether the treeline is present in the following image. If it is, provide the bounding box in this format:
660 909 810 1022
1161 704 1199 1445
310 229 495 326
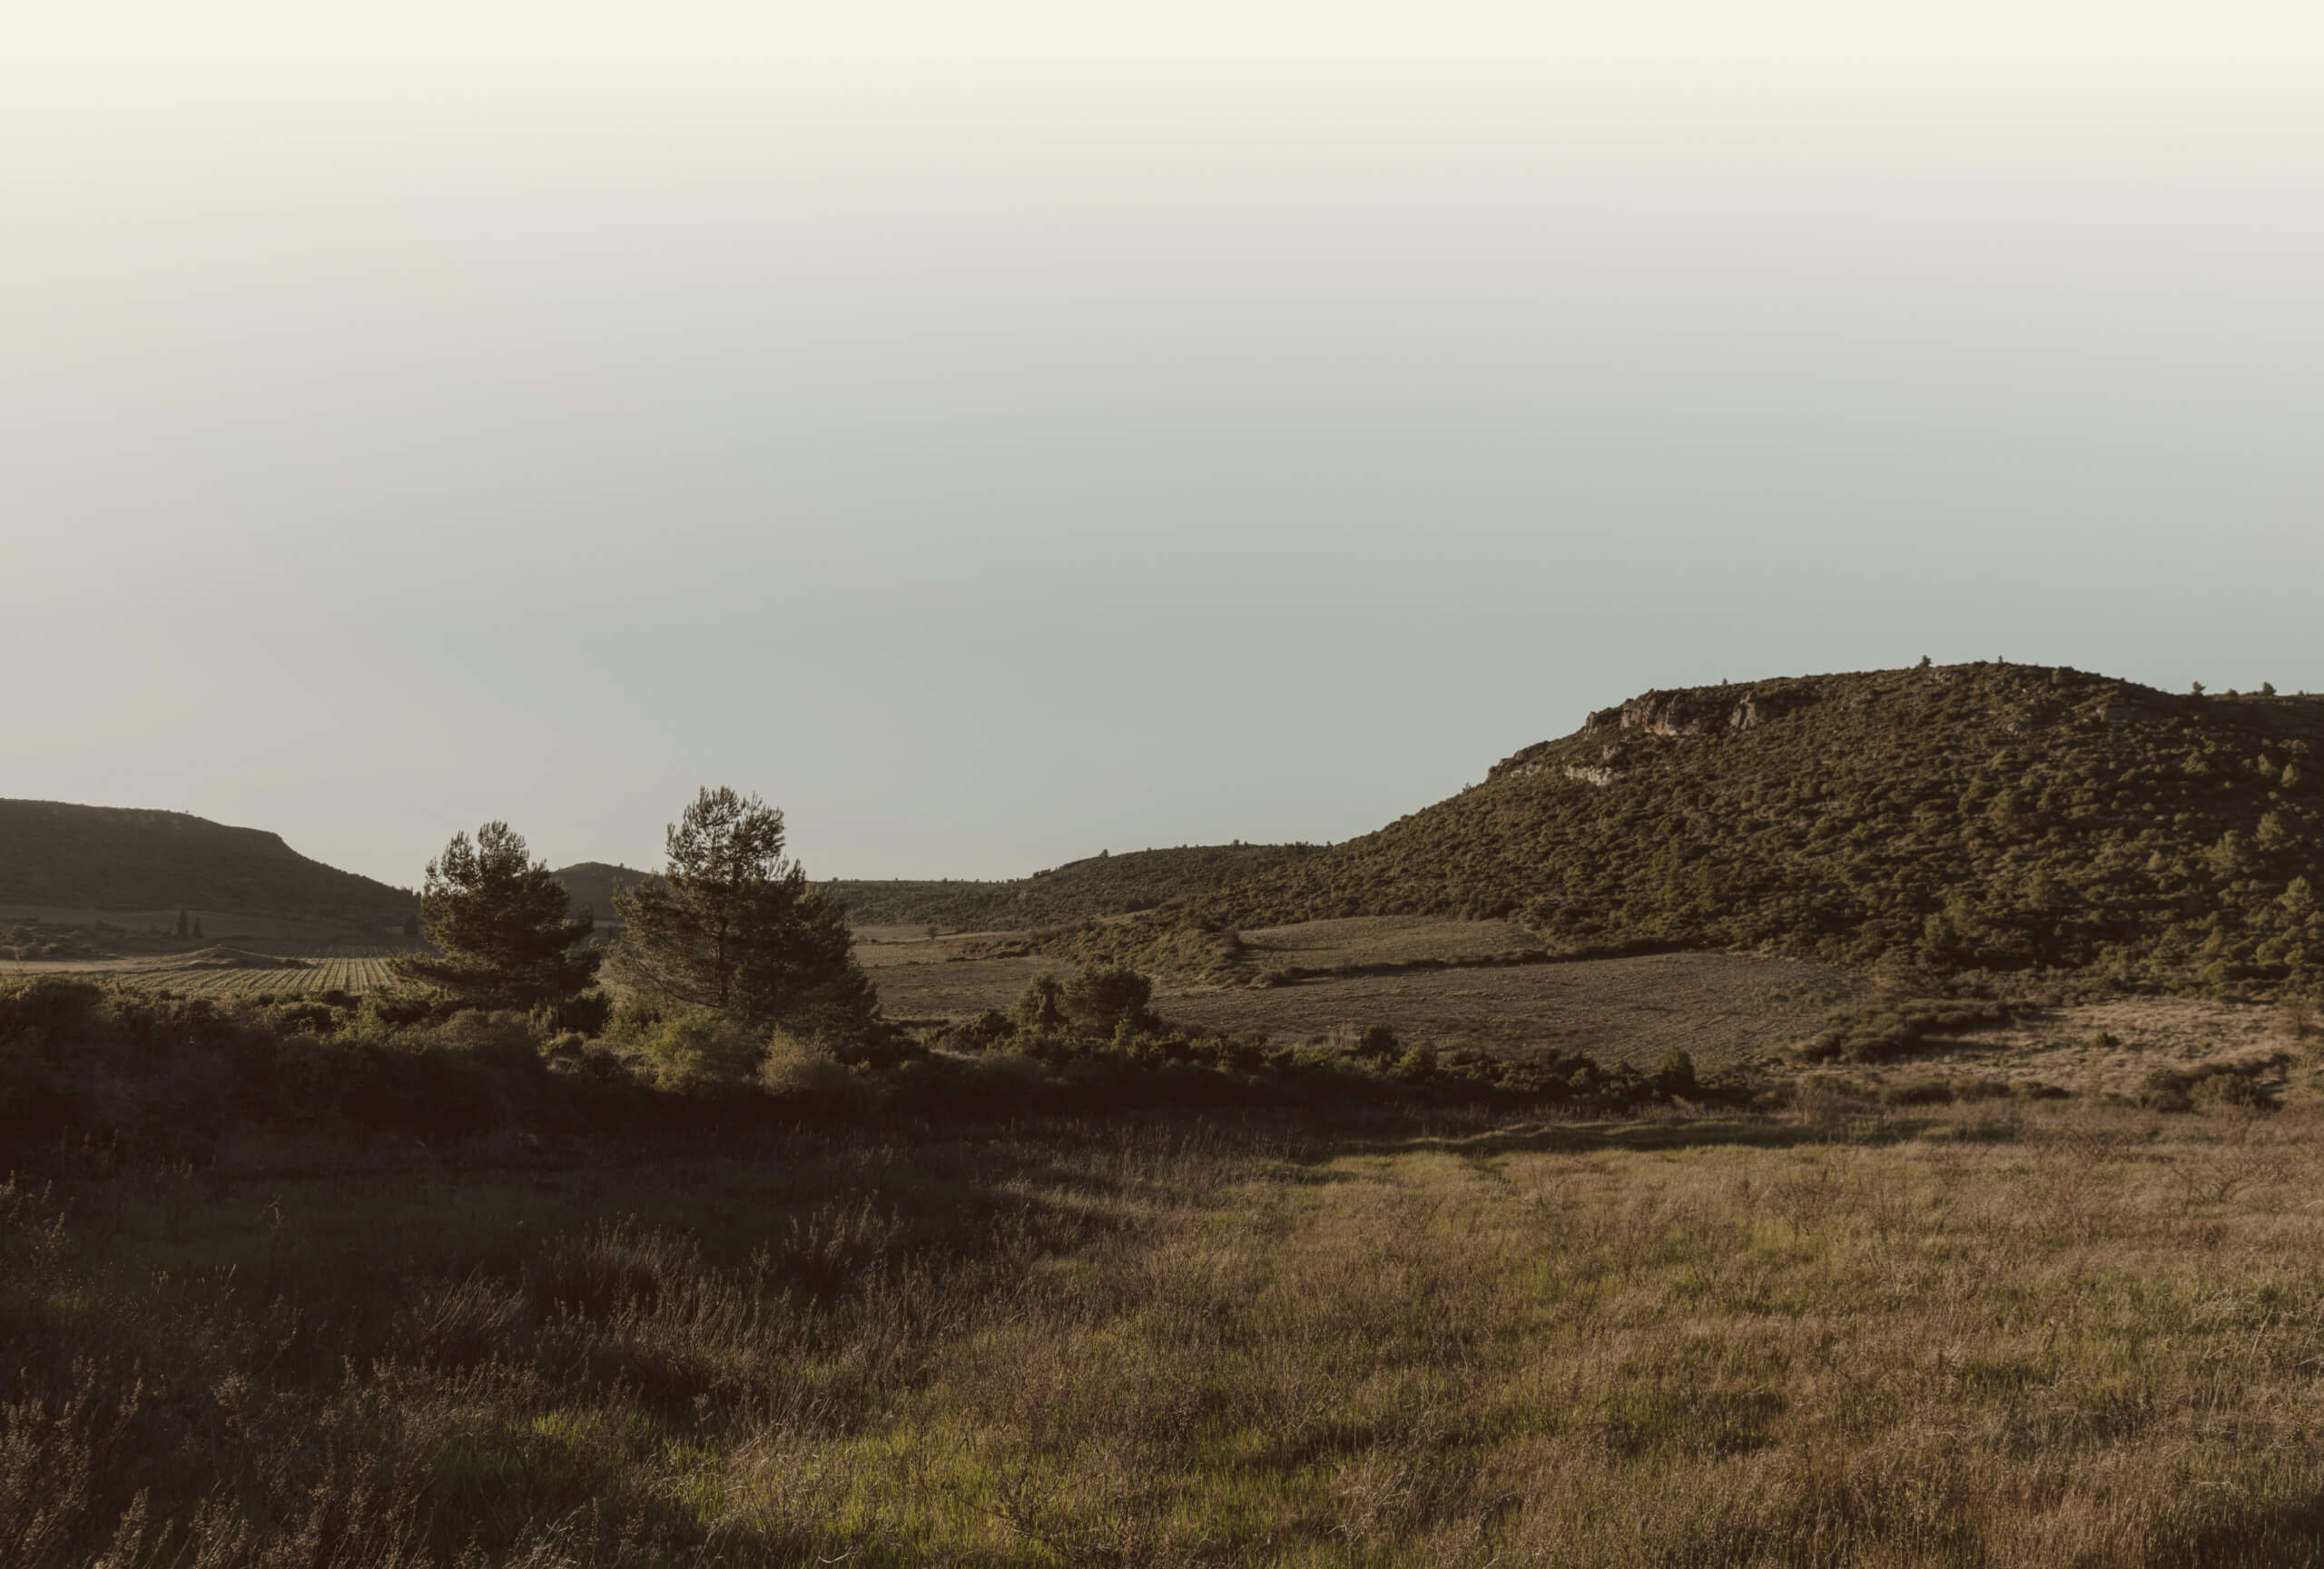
825 842 1314 931
0 786 1742 1163
387 786 879 1048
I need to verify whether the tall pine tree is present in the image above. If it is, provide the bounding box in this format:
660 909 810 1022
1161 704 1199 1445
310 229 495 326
611 787 877 1041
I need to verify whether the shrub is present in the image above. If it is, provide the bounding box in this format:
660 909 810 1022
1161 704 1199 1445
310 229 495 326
1010 976 1068 1033
1951 1077 2015 1101
2140 1062 2280 1113
2192 1071 2273 1110
1062 966 1155 1031
1880 1079 1956 1107
623 1012 764 1091
535 1216 699 1317
758 1029 870 1115
1798 998 2011 1064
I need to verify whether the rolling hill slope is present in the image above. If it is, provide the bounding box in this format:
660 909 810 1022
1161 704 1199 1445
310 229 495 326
1062 664 2324 992
0 799 416 931
823 843 1314 930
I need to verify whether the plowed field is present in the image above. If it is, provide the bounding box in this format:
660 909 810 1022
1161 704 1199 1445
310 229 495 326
0 945 397 996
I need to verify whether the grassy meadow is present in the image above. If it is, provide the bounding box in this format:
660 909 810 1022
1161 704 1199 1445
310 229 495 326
15 1088 2324 1566
862 933 1851 1073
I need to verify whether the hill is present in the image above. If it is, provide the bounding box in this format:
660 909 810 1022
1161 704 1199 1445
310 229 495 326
823 843 1315 931
549 861 655 924
1059 664 2324 993
0 799 415 932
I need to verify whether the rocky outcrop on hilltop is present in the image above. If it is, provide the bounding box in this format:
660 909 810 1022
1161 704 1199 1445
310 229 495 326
1583 683 1817 739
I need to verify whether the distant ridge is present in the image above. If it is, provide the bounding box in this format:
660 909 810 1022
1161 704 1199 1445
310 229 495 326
550 862 655 924
0 798 415 930
1058 665 2324 993
823 843 1314 931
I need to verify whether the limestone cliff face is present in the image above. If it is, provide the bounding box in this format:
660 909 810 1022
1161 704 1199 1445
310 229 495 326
1583 683 1816 740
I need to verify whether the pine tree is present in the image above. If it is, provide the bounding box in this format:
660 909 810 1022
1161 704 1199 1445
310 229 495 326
611 787 877 1041
389 821 600 1012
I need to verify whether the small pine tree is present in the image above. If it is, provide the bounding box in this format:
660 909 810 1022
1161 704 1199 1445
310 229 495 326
175 910 189 938
191 918 203 939
390 821 601 1012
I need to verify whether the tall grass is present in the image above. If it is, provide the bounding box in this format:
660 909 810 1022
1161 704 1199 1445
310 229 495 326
11 1097 2324 1564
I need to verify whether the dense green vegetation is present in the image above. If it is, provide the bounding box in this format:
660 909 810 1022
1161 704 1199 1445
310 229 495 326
1068 665 2324 994
823 842 1314 930
0 798 416 931
611 790 876 1043
392 822 604 1021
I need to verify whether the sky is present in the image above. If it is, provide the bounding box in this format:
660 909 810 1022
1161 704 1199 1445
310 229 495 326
5 3 2322 885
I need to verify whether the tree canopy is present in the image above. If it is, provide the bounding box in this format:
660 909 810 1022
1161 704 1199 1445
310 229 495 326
389 821 600 1013
611 787 878 1041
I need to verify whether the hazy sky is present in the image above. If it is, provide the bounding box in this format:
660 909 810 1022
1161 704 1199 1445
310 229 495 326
5 4 2321 884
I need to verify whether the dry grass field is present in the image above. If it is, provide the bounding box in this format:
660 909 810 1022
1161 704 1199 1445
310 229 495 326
1807 995 2309 1100
1234 914 1546 971
862 952 1058 1014
861 917 1858 1072
18 1092 2324 1565
1168 952 1854 1070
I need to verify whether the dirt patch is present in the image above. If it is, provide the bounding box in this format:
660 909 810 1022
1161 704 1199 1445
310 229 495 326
1236 916 1544 972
